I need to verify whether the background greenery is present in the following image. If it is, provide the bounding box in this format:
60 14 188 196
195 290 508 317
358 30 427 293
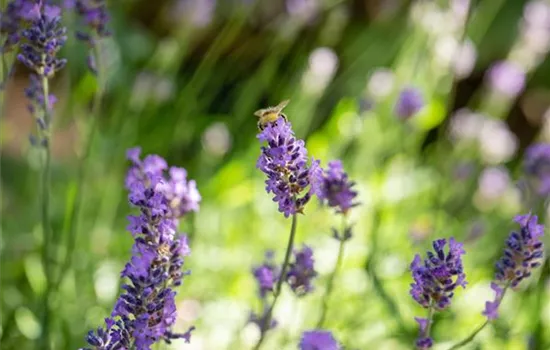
2 0 550 349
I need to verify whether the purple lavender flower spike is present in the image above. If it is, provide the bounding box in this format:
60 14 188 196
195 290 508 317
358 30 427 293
75 0 110 40
249 251 280 332
318 160 358 214
495 214 544 287
394 86 424 119
17 3 67 78
286 245 317 296
410 238 467 310
410 238 466 349
257 117 322 217
486 61 526 98
253 252 279 298
299 330 340 350
0 0 36 51
482 213 544 321
524 143 550 196
84 150 199 349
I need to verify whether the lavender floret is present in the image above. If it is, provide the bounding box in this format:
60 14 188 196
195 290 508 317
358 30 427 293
249 251 280 332
394 86 424 119
286 245 317 296
299 330 340 350
483 214 544 320
75 0 110 40
524 143 550 196
318 160 358 214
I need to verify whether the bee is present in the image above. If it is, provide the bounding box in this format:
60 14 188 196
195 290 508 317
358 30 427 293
254 99 290 130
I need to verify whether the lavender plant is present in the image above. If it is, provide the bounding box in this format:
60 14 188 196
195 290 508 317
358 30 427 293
316 160 358 327
9 1 68 347
251 105 322 349
83 148 199 349
410 238 467 349
448 213 544 349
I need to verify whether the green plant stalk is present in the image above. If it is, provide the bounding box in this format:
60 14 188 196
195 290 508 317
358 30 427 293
316 215 347 328
447 285 509 350
39 70 53 350
253 213 298 350
55 41 104 290
422 304 435 346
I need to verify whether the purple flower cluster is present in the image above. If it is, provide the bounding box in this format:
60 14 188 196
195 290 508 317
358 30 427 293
394 86 424 119
257 118 322 217
410 238 466 349
524 143 550 196
318 160 358 214
0 0 32 51
250 252 280 332
84 148 199 350
74 0 110 40
286 245 317 296
17 3 67 78
414 317 433 349
70 0 110 73
299 330 340 350
483 214 544 320
410 238 467 310
486 61 526 98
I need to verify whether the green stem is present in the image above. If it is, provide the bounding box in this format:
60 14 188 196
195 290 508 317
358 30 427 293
424 304 435 341
447 285 509 350
316 215 347 328
39 73 53 350
53 40 104 290
253 213 298 350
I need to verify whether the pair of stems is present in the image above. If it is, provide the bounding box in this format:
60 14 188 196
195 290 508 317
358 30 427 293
253 213 298 350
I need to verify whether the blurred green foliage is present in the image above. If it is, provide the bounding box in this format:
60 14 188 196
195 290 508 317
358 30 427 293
2 0 550 349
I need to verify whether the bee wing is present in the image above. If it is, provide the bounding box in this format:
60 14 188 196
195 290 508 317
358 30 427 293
254 108 266 117
275 99 290 111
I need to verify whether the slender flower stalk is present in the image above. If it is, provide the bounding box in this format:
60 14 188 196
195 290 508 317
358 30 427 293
316 217 347 328
83 148 200 350
54 23 108 290
448 213 544 350
410 238 467 349
316 160 357 327
15 2 67 347
252 213 298 350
